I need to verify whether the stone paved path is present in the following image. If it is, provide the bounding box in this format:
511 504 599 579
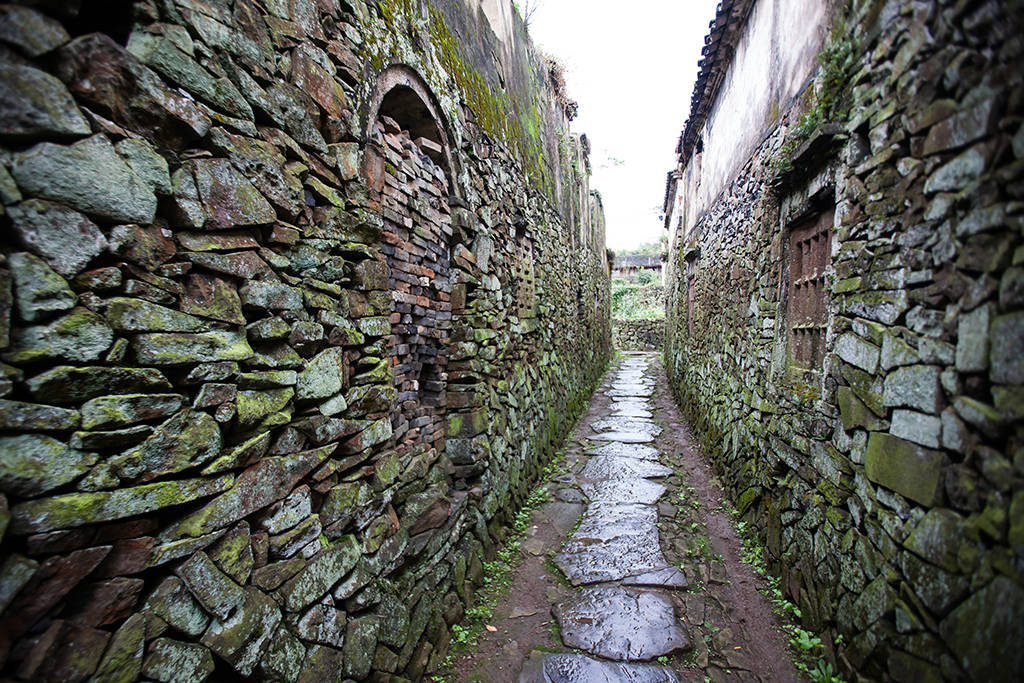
452 353 799 683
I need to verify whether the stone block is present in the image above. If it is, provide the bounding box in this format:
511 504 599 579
864 432 945 506
890 409 941 448
0 63 89 139
7 200 107 277
882 365 943 414
835 332 880 373
940 577 1024 683
989 312 1024 384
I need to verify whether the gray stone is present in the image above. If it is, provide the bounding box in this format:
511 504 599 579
0 5 69 56
123 409 222 481
132 330 254 365
518 651 679 683
145 577 210 637
260 486 312 535
621 566 688 590
835 332 880 373
9 307 113 363
989 312 1024 384
864 432 945 506
554 503 672 585
142 638 214 683
0 63 89 139
342 615 380 679
586 442 661 461
956 304 990 372
924 143 988 193
940 577 1024 683
81 393 184 431
904 509 963 573
940 407 969 452
882 365 943 413
201 588 282 676
184 158 276 229
582 456 672 479
115 138 172 195
890 409 942 448
555 587 688 661
105 297 206 333
589 431 655 444
297 348 346 401
880 332 919 370
11 134 157 223
26 365 172 404
8 252 76 322
0 434 96 496
177 551 245 621
7 200 107 276
278 534 361 612
240 281 303 311
592 417 662 437
580 478 666 505
0 399 79 431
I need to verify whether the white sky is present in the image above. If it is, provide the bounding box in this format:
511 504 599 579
527 0 721 251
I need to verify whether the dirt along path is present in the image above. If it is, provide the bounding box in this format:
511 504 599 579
447 352 801 683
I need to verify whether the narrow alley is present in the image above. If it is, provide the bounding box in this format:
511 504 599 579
450 354 800 683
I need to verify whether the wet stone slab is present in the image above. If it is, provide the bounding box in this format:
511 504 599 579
591 417 663 437
581 455 672 480
580 478 666 505
606 386 654 398
518 651 679 683
621 566 688 590
589 431 655 444
611 405 654 418
554 503 672 584
587 442 660 461
555 587 690 661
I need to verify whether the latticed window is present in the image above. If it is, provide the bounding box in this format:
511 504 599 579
787 206 833 370
515 230 536 318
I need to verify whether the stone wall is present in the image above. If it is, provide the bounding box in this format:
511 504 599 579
0 0 611 680
612 319 663 351
663 0 1023 680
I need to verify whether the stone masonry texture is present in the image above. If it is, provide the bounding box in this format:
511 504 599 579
663 1 1023 681
0 0 611 680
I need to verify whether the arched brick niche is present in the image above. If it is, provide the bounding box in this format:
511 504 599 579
364 67 455 471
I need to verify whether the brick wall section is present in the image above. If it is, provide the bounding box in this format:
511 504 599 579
663 0 1023 680
0 0 611 680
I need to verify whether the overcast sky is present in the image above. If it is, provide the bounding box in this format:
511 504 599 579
527 0 721 251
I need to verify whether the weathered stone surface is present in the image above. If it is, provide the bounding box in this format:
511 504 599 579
580 478 666 505
940 576 1024 683
0 434 95 497
882 365 943 413
115 138 172 195
0 5 69 56
26 365 172 404
133 330 254 365
55 34 211 148
278 534 361 612
181 158 276 229
889 409 942 448
582 456 672 479
621 566 688 589
90 612 146 683
237 388 294 429
201 587 281 675
835 332 880 373
297 348 346 401
177 550 245 621
142 637 214 683
145 577 210 637
10 475 233 534
554 503 671 585
159 447 333 541
240 280 303 310
555 587 688 661
120 409 222 481
8 307 113 363
7 200 107 277
81 393 183 431
864 432 945 506
518 651 679 683
956 303 991 372
989 312 1024 385
586 442 661 461
0 399 79 431
8 252 76 323
181 273 245 325
342 615 380 679
11 134 157 224
0 63 89 139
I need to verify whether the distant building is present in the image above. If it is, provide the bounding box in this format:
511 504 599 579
612 253 663 283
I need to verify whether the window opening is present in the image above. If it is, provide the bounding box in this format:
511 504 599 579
786 206 833 370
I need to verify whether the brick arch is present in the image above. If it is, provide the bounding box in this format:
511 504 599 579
364 66 457 468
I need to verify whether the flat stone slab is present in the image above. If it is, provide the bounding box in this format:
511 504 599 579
606 387 654 398
554 503 672 584
621 566 689 590
587 442 660 461
581 478 666 505
589 431 654 444
555 587 689 661
518 652 679 683
591 417 662 437
582 456 672 480
611 406 653 418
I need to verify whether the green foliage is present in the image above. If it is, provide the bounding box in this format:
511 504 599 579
611 278 664 319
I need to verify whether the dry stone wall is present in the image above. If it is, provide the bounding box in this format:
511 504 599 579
664 1 1023 681
612 319 663 351
0 0 611 680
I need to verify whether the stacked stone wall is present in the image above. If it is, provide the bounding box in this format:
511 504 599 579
0 0 611 680
664 1 1023 680
612 319 664 351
